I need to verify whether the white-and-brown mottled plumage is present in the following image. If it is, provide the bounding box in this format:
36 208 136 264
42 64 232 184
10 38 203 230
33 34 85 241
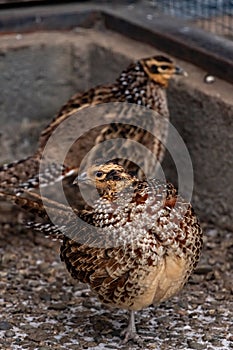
0 162 202 343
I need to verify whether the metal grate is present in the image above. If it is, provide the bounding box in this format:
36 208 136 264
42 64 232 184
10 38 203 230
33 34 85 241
149 0 233 39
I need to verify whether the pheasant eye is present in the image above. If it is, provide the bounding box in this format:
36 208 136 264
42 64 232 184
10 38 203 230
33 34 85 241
160 65 169 70
150 65 158 74
96 171 103 178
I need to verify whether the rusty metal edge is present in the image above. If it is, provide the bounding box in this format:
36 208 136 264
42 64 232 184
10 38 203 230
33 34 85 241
102 10 233 85
0 3 232 84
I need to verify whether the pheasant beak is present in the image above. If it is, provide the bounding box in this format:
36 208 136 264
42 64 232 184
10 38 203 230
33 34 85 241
175 66 188 77
73 171 88 185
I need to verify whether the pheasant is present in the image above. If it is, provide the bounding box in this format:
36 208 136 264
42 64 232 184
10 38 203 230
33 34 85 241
0 55 186 196
0 162 202 344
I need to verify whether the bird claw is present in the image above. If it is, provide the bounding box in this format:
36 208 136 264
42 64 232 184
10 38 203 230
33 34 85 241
120 328 143 346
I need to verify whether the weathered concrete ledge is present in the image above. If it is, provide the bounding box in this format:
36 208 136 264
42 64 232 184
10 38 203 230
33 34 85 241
0 29 232 231
0 2 232 84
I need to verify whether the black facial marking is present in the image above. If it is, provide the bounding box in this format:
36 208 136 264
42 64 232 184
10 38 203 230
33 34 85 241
106 170 121 181
160 65 170 70
150 65 158 74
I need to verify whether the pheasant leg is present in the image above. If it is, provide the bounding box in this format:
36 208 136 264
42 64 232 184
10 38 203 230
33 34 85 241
121 311 142 345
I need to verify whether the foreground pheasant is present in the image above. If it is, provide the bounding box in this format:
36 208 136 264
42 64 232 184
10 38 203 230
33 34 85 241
0 162 202 344
0 55 186 193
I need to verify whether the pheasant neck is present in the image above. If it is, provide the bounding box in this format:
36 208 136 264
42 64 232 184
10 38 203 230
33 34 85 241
116 62 169 115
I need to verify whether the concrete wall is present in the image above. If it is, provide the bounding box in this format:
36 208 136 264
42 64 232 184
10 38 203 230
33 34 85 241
0 28 232 229
167 80 233 230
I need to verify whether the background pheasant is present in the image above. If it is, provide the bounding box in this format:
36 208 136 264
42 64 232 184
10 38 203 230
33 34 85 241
0 162 202 344
0 56 186 200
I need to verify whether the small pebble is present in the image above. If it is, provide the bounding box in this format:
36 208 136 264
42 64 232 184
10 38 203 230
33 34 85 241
187 339 206 349
48 302 67 310
15 34 22 40
204 74 215 84
194 265 212 274
0 321 12 330
5 330 15 337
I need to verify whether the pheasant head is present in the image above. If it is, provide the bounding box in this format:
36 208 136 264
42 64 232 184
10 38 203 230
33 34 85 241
140 55 187 87
76 162 136 198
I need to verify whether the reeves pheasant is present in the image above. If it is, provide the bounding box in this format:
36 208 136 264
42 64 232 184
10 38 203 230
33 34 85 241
0 162 202 344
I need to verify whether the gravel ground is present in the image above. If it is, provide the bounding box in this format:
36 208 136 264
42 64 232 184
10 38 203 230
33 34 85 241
0 216 233 350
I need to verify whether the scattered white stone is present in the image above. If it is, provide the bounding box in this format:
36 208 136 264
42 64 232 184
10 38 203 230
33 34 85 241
16 34 22 40
204 74 215 84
